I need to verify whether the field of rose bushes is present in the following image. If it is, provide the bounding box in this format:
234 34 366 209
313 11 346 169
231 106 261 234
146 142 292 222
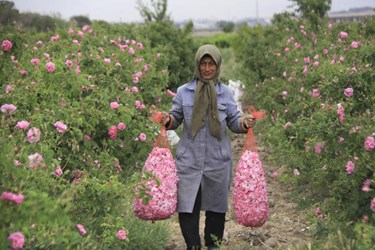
233 15 375 248
1 12 375 249
1 22 175 249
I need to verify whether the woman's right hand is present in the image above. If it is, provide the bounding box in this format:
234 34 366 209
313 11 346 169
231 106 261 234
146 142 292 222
160 112 171 126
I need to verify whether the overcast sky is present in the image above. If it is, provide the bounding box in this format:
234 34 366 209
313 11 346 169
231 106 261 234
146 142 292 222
10 0 375 23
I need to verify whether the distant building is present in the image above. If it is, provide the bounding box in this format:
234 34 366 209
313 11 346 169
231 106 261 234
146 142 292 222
328 7 374 23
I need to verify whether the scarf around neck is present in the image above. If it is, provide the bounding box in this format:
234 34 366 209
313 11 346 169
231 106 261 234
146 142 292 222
191 44 222 141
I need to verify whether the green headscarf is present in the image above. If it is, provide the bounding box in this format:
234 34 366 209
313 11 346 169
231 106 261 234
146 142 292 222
190 44 222 141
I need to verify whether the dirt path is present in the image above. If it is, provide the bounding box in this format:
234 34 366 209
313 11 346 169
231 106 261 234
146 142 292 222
165 133 312 250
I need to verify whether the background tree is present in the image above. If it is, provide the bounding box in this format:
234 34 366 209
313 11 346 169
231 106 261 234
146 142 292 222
289 0 332 29
136 0 169 23
217 21 235 33
0 0 19 25
137 0 196 90
70 15 92 28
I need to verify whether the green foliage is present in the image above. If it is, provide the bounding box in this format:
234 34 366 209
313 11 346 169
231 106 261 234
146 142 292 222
195 32 237 49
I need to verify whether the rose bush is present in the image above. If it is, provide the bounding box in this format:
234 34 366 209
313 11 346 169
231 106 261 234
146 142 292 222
234 15 374 247
1 21 173 249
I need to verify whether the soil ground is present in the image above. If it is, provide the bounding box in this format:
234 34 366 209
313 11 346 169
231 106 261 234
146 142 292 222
165 132 312 250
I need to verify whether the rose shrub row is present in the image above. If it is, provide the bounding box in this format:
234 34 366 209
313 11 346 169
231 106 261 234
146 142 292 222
1 21 173 249
234 15 374 247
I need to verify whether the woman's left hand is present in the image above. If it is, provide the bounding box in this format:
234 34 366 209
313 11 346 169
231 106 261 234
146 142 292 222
242 114 256 129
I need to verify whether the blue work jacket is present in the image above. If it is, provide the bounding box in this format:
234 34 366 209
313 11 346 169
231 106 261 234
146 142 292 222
168 79 247 213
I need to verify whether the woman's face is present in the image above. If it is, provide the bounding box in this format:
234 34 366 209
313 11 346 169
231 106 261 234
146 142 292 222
199 55 217 80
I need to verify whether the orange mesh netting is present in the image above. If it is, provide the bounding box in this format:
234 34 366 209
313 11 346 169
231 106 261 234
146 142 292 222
150 106 170 149
242 106 267 154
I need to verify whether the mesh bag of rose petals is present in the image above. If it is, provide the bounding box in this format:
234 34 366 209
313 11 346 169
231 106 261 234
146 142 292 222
133 109 178 220
233 106 269 227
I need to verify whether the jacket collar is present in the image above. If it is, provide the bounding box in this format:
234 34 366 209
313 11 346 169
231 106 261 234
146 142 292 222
186 79 224 95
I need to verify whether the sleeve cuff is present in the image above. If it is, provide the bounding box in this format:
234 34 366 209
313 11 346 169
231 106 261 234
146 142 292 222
240 118 249 132
165 114 174 130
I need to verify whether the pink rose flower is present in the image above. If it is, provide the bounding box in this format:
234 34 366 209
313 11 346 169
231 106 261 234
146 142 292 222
362 179 371 192
344 87 353 97
1 39 13 51
136 42 143 49
117 122 126 131
316 207 324 218
28 153 43 168
65 60 73 69
1 104 17 113
19 70 28 76
1 191 24 205
110 102 120 109
54 121 68 133
293 169 300 176
45 62 55 73
15 120 30 130
7 232 25 250
27 127 41 143
5 84 13 93
138 133 147 142
314 142 325 155
83 134 91 142
351 41 360 48
55 167 63 176
135 100 141 108
117 230 127 240
339 31 348 39
31 58 40 65
131 86 139 93
294 42 301 48
108 126 117 139
370 197 375 212
345 161 355 174
129 47 135 55
76 224 87 235
50 35 59 42
337 104 345 122
312 88 320 98
364 136 374 151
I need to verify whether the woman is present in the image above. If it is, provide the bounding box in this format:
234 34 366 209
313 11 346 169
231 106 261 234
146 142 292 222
161 44 255 250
